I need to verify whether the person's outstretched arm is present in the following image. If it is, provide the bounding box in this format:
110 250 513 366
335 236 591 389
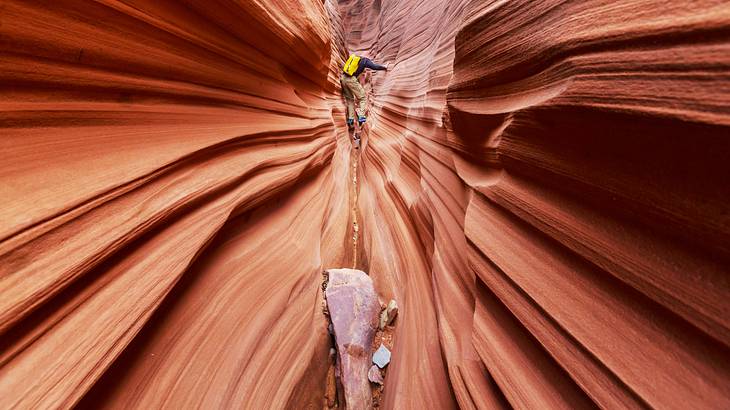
364 58 387 71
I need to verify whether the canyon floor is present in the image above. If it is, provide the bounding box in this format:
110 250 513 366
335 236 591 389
1 0 729 409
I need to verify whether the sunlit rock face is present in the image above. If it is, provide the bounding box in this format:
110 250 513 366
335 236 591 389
1 0 729 409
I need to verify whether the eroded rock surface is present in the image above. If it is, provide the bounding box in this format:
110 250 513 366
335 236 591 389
342 0 730 409
326 269 380 409
0 1 352 408
0 0 729 409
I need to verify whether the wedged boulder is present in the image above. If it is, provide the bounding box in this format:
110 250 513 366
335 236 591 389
325 269 380 410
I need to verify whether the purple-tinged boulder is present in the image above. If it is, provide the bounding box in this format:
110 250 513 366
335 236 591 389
326 269 380 410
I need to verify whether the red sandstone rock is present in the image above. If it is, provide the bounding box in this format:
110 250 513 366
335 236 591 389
0 0 729 409
342 0 730 409
0 1 350 408
326 348 338 407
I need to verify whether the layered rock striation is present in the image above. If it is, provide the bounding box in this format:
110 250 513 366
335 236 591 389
1 0 729 409
1 1 351 407
342 0 730 408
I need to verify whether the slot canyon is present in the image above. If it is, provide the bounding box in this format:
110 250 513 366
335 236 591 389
1 0 729 408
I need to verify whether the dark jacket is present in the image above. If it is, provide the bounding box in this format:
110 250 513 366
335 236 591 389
350 57 386 77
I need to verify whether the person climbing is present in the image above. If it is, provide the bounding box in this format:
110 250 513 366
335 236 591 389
341 53 388 129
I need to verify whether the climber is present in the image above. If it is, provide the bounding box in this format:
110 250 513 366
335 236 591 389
341 53 388 128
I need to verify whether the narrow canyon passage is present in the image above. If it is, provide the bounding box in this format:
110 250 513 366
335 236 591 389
1 1 729 409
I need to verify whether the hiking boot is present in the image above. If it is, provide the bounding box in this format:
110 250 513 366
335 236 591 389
358 116 367 125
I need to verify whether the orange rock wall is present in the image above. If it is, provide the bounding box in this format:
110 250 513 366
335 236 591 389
1 0 350 407
1 0 729 408
343 0 730 408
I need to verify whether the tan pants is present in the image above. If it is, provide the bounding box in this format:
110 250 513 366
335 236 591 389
340 74 366 119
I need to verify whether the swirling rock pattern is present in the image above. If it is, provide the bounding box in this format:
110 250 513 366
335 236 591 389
1 0 350 408
343 0 730 409
1 0 729 409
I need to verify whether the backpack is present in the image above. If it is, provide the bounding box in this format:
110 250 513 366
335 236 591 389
343 54 361 76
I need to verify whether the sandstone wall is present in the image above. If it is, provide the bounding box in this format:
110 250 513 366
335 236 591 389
1 0 728 408
342 0 730 408
1 1 349 407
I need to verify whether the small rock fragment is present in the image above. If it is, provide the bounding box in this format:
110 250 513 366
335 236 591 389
372 344 391 369
368 365 384 385
379 299 398 329
386 300 398 322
